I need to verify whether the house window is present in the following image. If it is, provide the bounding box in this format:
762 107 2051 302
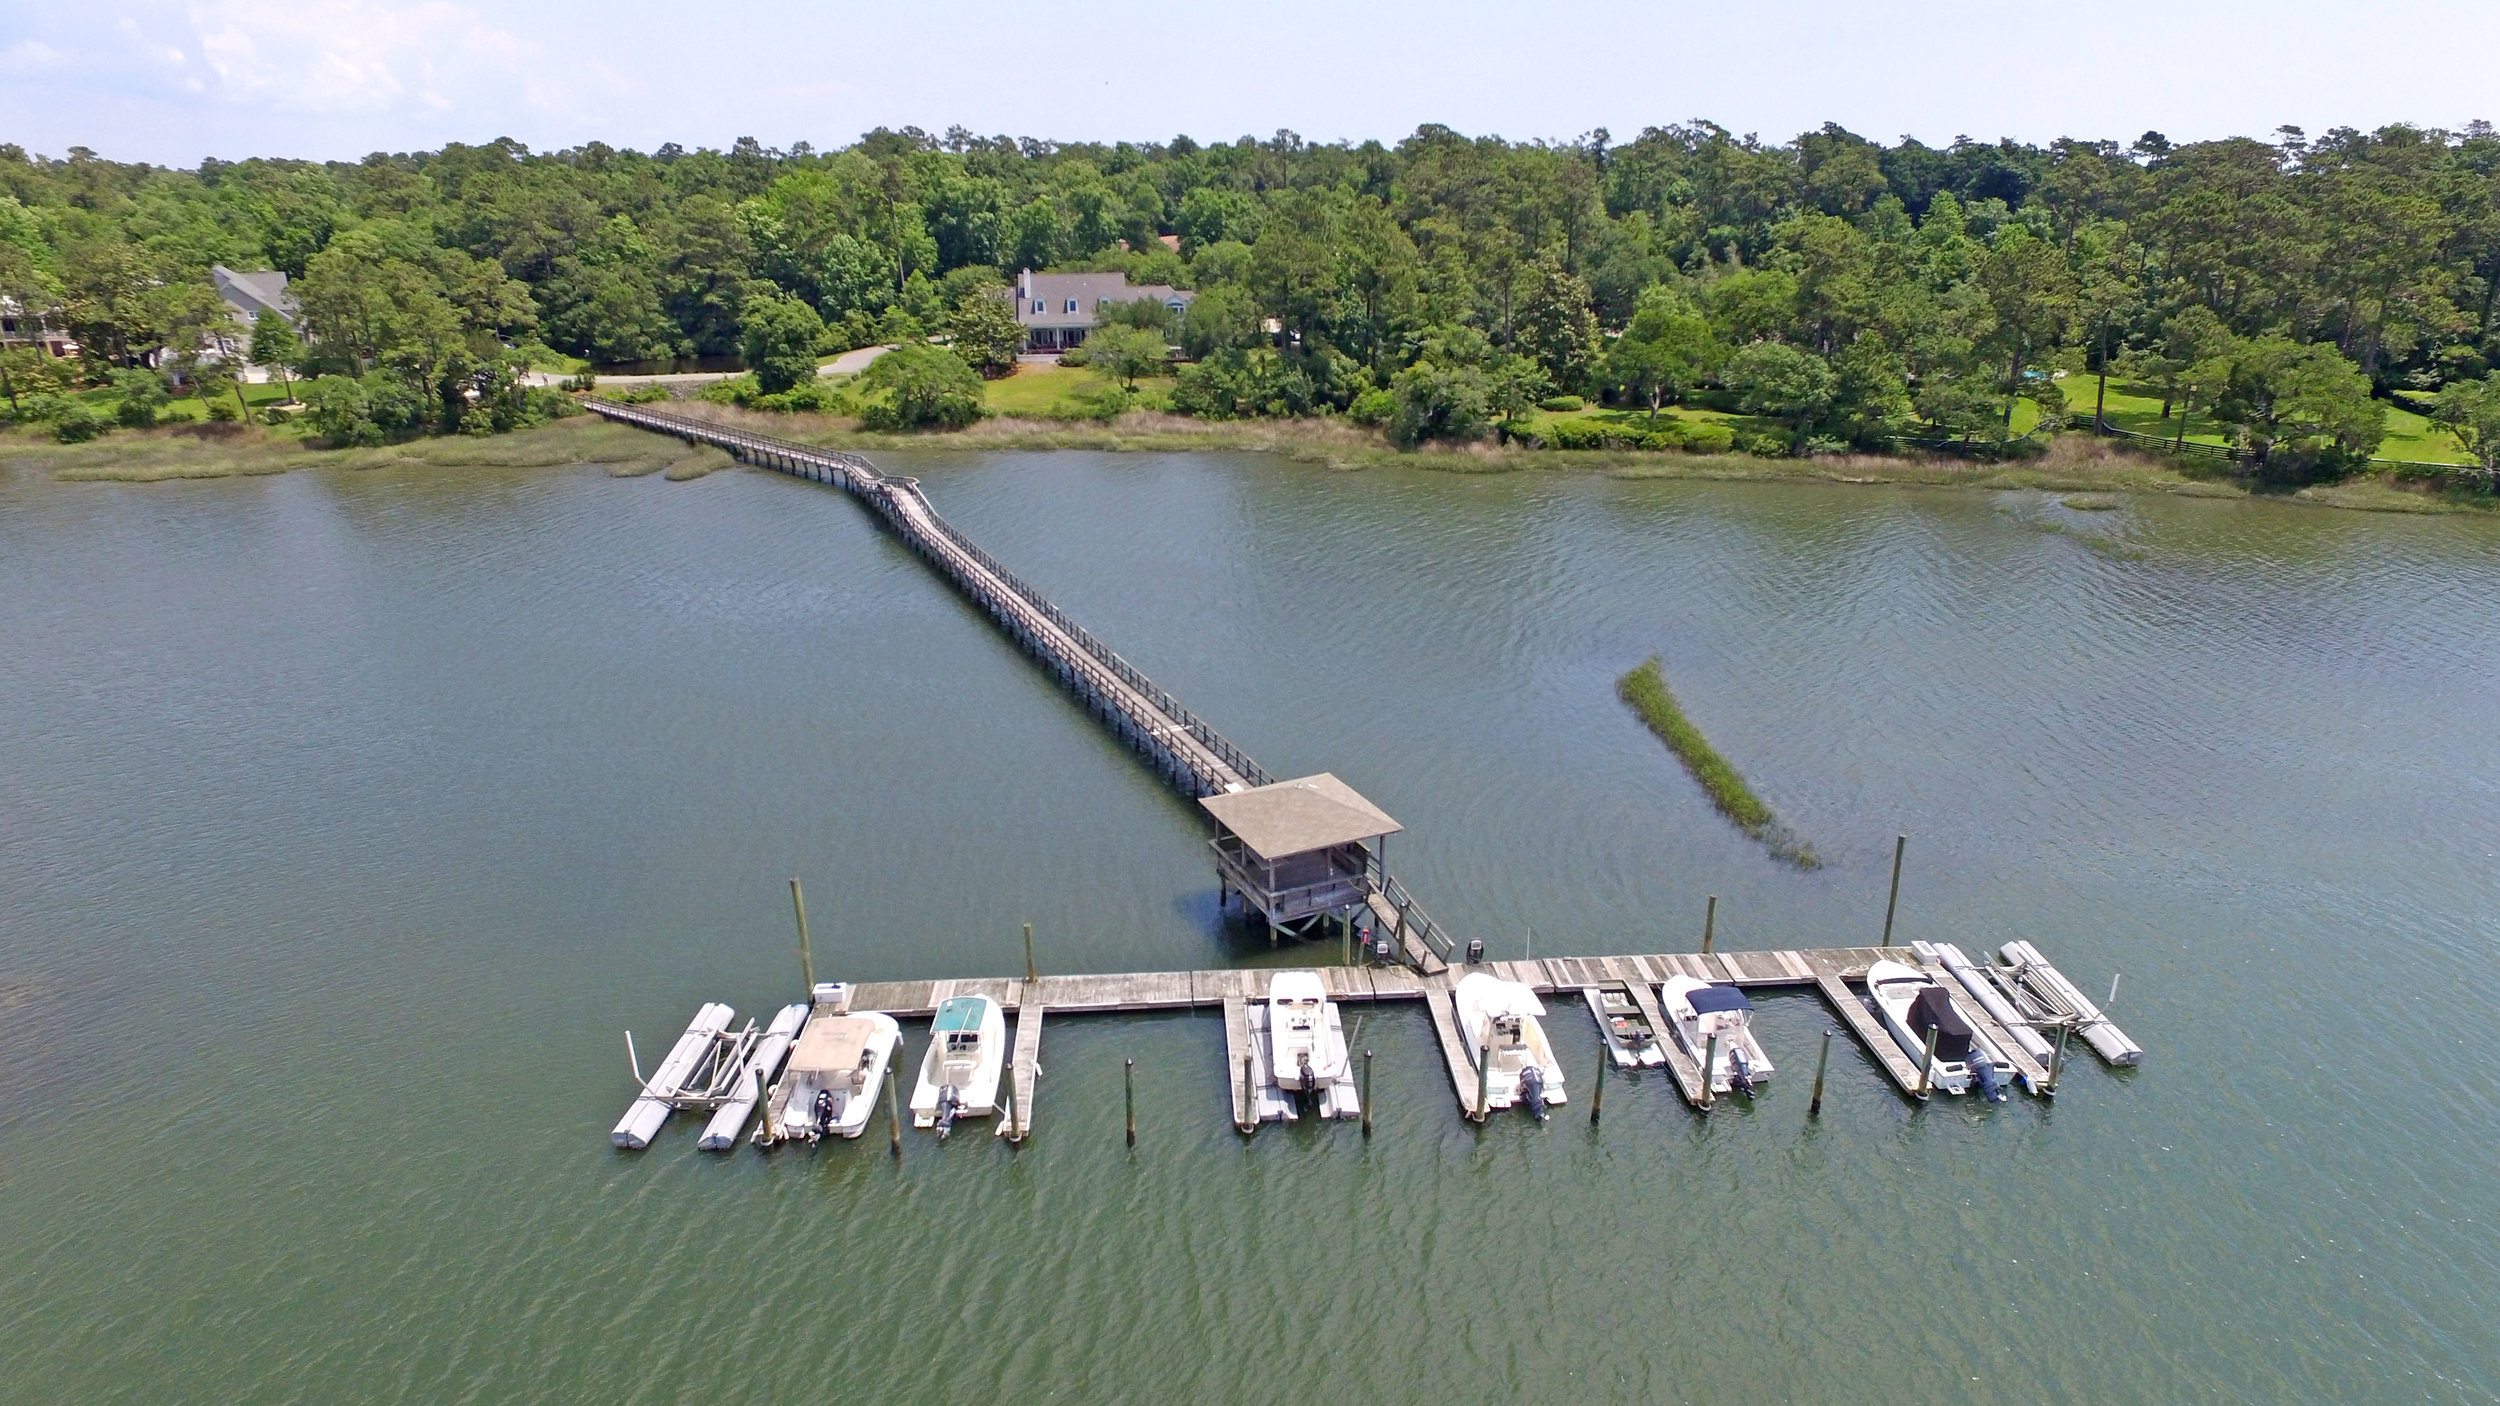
1064 299 1078 313
1032 299 1044 314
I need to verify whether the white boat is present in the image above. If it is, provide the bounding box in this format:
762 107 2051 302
1582 986 1666 1068
1865 959 2012 1099
760 1010 901 1142
1658 976 1776 1095
1266 971 1350 1091
909 994 1006 1136
1452 972 1566 1117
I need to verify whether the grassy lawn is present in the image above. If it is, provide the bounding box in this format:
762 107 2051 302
2057 373 2468 464
983 362 1172 417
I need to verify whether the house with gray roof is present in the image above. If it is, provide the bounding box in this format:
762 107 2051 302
1013 270 1192 354
205 265 296 366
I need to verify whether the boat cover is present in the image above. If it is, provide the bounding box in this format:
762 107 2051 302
1907 985 1974 1061
1687 985 1751 1015
933 997 986 1033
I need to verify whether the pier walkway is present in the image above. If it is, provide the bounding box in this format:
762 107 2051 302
587 400 1457 966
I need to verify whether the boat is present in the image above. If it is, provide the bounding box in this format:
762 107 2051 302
1266 971 1350 1092
1451 972 1566 1117
701 1002 810 1149
1581 986 1665 1068
909 994 1006 1136
1864 959 2012 1099
1658 975 1776 1095
758 1009 901 1142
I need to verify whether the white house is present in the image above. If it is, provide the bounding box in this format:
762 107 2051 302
1012 270 1192 353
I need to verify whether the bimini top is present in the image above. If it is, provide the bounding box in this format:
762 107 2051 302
1686 984 1752 1015
1199 773 1402 862
933 996 989 1034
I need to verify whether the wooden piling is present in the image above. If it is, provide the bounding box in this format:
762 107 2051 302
1808 1028 1832 1117
790 878 815 994
1702 894 1717 955
2047 1019 2072 1094
1701 1030 1719 1109
1590 1041 1606 1125
1916 1024 1939 1098
1473 1040 1492 1122
885 1070 901 1158
1361 1048 1374 1137
1023 921 1036 986
1240 1053 1255 1135
1881 835 1906 946
753 1067 770 1144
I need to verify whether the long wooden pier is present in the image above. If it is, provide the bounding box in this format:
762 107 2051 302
588 400 1460 968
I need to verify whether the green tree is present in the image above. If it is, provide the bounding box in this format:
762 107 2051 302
1607 284 1713 420
1385 326 1541 448
249 310 302 402
1178 284 1261 360
1510 256 1602 395
1083 323 1168 390
110 367 169 427
859 341 984 429
2429 372 2500 486
945 283 1025 379
740 292 827 394
1725 341 1835 451
2208 336 2385 477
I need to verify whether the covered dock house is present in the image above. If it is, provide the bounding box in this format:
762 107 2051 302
1200 774 1402 935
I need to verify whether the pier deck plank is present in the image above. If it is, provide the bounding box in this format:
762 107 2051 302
1813 970 1928 1099
1422 984 1483 1118
1003 999 1043 1140
1220 996 1254 1130
1616 963 1709 1107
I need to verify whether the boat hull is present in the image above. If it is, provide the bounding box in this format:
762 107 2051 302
1453 973 1566 1110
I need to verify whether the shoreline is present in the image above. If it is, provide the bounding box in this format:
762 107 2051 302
5 410 2488 515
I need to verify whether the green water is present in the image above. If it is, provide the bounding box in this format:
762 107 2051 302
2 452 2494 1402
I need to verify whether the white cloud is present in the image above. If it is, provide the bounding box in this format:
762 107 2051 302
0 38 66 75
184 0 524 112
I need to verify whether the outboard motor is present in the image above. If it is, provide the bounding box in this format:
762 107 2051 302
1518 1064 1550 1121
811 1086 836 1140
1728 1045 1757 1100
933 1083 962 1138
1971 1054 2008 1102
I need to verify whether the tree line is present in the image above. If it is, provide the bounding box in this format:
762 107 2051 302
4 121 2500 478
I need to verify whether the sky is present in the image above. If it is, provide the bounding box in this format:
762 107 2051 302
4 0 2496 167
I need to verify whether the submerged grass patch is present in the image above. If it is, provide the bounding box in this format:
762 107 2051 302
1616 658 1818 868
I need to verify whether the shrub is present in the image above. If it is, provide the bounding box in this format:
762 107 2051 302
205 397 241 422
112 369 169 428
1348 387 1396 427
48 398 106 442
1172 348 1324 419
1733 429 1788 457
1639 427 1686 452
859 343 985 430
1679 423 1735 454
614 383 671 405
1537 395 1585 412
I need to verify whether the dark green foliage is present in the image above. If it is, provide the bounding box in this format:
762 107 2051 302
1171 348 1325 419
945 281 1025 378
858 343 984 429
7 121 2498 468
1538 395 1585 412
740 292 827 393
110 368 168 428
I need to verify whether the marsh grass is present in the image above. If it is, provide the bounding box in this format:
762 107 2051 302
1617 658 1819 868
6 417 726 484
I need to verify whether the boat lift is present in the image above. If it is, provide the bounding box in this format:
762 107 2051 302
612 1003 770 1149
